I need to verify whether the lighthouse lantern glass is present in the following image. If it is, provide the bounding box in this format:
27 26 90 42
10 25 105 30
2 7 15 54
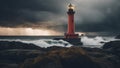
68 4 75 10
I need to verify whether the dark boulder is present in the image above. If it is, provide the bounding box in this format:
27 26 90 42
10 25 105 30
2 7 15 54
102 41 120 68
102 41 120 57
0 41 44 51
0 41 46 68
115 34 120 39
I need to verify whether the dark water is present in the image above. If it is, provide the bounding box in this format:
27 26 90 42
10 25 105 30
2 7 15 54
0 35 115 39
0 36 63 40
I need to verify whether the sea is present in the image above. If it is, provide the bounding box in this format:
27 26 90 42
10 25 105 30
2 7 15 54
0 35 118 48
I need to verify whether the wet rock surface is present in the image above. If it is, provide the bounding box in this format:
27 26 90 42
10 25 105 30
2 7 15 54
0 41 120 68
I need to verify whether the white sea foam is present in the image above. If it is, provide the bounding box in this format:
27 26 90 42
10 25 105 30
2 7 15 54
0 39 72 48
0 36 118 48
81 36 104 45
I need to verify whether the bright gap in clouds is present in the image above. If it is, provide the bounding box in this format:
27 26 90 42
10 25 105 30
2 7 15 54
0 27 62 36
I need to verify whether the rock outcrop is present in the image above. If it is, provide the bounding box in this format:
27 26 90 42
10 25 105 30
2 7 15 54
0 41 43 50
103 41 120 57
115 34 120 39
0 41 120 68
21 47 100 68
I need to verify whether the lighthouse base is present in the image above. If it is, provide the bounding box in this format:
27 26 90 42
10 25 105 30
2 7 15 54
64 33 79 38
54 38 83 46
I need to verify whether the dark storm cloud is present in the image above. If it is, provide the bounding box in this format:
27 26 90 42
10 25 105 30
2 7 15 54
0 0 65 27
0 0 120 34
76 0 120 33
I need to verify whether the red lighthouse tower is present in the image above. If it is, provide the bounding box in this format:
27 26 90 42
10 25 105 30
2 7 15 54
65 4 79 38
54 4 82 45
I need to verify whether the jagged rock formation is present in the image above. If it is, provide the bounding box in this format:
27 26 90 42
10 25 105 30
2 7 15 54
0 41 120 68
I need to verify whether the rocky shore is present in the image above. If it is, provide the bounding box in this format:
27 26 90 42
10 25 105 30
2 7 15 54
0 40 120 68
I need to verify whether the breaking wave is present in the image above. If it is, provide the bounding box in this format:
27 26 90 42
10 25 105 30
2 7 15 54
81 36 117 48
0 39 72 48
0 36 118 48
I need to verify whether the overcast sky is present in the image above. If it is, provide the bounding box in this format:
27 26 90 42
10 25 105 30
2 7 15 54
0 0 120 35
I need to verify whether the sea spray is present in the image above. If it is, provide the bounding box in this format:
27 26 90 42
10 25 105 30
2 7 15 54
0 39 72 48
0 36 117 48
81 36 104 45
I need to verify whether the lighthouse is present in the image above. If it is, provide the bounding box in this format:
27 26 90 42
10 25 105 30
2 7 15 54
65 4 79 38
54 4 82 45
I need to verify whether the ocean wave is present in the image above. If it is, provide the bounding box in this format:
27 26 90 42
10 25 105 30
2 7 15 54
0 39 72 48
0 36 118 48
